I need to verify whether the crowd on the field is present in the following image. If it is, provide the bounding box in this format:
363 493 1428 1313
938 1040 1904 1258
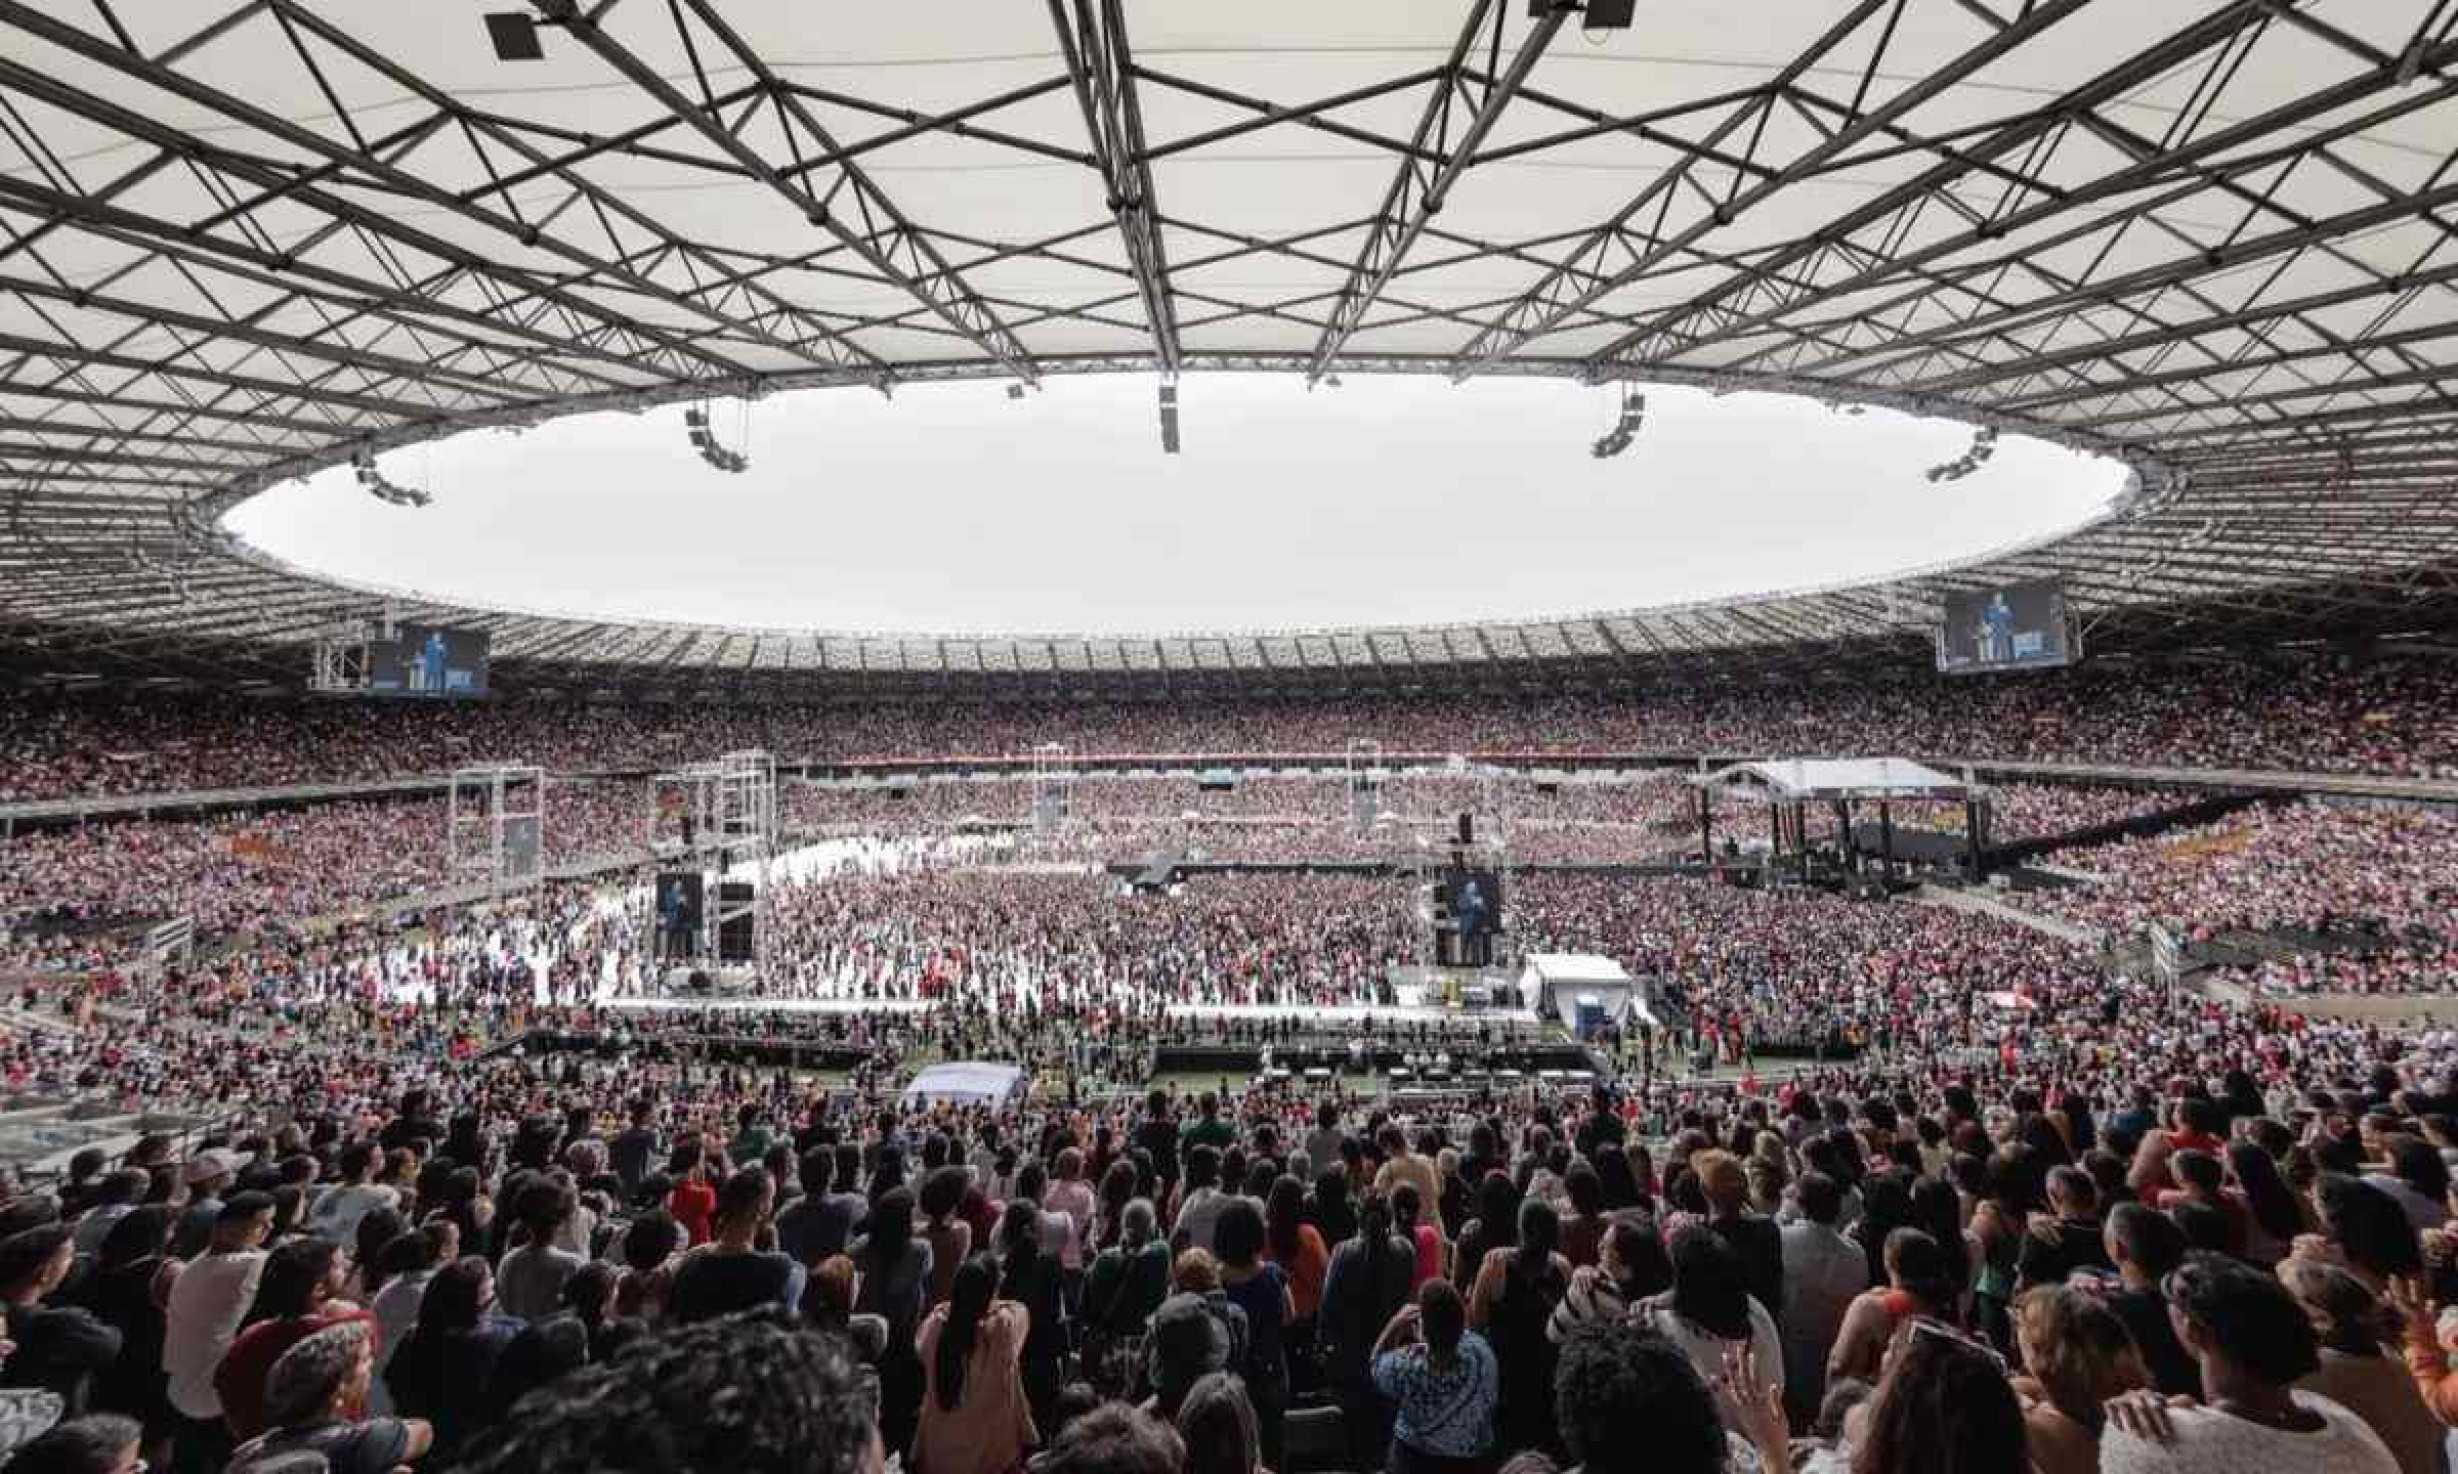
4 653 2452 803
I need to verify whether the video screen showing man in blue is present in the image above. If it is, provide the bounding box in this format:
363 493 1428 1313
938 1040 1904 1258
365 623 491 697
1936 579 2074 674
1446 870 1502 938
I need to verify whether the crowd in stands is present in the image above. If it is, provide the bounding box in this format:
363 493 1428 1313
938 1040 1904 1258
1 964 2457 1474
2010 803 2457 994
0 783 648 938
5 653 2452 804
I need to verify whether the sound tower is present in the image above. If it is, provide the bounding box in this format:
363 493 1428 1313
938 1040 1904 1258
1457 812 1473 847
717 881 755 963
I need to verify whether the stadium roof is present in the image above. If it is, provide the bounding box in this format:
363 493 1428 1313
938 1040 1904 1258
2 0 2456 691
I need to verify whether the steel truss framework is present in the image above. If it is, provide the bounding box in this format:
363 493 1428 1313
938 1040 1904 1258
1 0 2457 691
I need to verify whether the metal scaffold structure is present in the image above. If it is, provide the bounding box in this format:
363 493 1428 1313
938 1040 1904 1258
447 765 545 902
1030 743 1075 842
1346 739 1387 836
1 3 2456 693
645 749 777 981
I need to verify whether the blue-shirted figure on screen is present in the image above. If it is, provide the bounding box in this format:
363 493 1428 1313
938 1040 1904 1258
1977 591 2017 664
409 629 449 693
1453 876 1489 937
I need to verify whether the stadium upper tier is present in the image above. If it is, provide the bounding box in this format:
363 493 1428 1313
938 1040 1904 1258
3 1 2458 688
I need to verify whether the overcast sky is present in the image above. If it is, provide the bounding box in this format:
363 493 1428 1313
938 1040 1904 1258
227 374 2122 636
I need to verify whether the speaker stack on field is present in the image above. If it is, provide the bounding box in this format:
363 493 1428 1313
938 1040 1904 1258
718 881 755 962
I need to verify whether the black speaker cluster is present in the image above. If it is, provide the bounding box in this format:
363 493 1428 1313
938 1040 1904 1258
1926 425 2000 483
685 406 749 474
1591 388 1646 458
350 449 431 507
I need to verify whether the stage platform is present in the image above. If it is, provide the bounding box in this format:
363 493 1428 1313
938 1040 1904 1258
601 990 1543 1031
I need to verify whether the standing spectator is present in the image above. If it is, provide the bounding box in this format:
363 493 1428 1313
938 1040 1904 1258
1321 1195 1414 1470
2102 1253 2399 1473
1176 1372 1264 1474
1849 1322 2029 1472
2009 1285 2148 1474
383 1256 521 1462
213 1237 365 1442
1557 1163 1609 1270
69 1206 177 1441
994 1198 1068 1433
494 1181 585 1323
1467 1197 1570 1457
1375 1129 1443 1231
1046 1150 1098 1282
169 1153 244 1261
304 1144 396 1246
1696 1150 1784 1329
1449 1174 1518 1296
1371 1280 1496 1474
912 1256 1032 1474
1638 1225 1783 1409
1081 1199 1169 1397
608 1101 660 1200
2 1413 143 1474
668 1169 800 1325
1215 1199 1292 1471
161 1192 273 1474
224 1321 430 1473
917 1169 974 1311
666 1144 719 1248
1264 1175 1329 1380
1175 1149 1230 1255
2276 1261 2444 1474
1549 1216 1668 1345
1305 1105 1347 1179
854 1187 932 1459
0 1225 122 1418
1392 1185 1444 1291
1779 1170 1868 1429
2105 1203 2202 1398
774 1149 863 1269
368 1223 454 1413
1135 1091 1182 1201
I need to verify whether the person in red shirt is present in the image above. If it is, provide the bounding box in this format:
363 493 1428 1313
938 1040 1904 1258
667 1141 720 1246
214 1236 370 1441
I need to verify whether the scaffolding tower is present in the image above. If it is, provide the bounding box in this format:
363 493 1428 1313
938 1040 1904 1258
1030 743 1074 840
645 749 778 979
1345 738 1386 835
448 764 545 901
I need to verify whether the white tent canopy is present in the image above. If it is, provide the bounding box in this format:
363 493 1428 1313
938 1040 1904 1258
1696 758 1972 804
900 1061 1028 1110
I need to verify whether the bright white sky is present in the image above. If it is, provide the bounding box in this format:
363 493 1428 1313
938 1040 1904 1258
228 374 2123 636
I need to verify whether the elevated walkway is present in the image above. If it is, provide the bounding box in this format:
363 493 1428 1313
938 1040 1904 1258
1914 883 2104 948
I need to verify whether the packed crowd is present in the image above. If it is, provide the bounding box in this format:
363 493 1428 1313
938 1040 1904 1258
2 965 2458 1474
2010 803 2457 995
749 871 1417 1010
1513 873 2101 1062
5 653 2451 804
0 783 650 939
